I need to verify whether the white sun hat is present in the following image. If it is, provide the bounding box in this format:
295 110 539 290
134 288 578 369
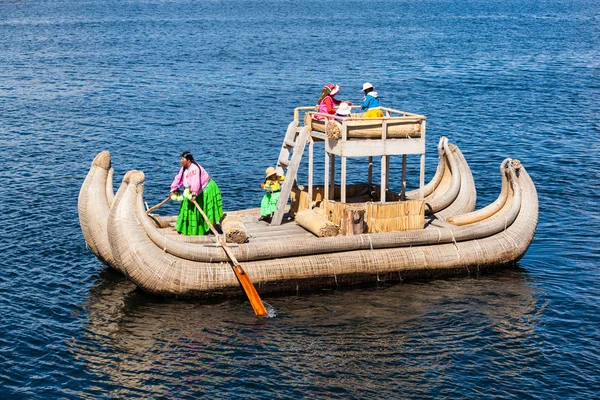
336 102 352 116
361 82 374 92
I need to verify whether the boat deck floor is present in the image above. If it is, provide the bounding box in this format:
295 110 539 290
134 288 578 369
241 215 316 242
158 213 316 244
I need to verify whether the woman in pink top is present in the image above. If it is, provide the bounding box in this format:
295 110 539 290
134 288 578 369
314 83 352 120
170 151 223 235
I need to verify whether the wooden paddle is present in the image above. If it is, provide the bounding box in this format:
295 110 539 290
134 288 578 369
146 196 171 214
191 200 268 317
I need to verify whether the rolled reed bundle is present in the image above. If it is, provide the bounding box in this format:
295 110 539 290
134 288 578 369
304 113 326 132
221 215 248 244
325 120 342 139
295 209 339 237
344 119 422 139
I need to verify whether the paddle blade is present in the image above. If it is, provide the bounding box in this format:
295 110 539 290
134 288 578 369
233 265 268 317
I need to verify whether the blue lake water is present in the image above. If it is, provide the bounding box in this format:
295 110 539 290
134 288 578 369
1 0 599 397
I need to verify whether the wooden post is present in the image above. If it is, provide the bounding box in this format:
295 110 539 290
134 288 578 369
341 156 347 203
420 153 425 200
420 119 426 199
324 148 329 200
401 154 407 200
341 121 347 203
368 156 373 185
380 155 387 203
381 118 388 203
386 155 390 197
341 206 365 236
330 154 336 201
308 137 314 206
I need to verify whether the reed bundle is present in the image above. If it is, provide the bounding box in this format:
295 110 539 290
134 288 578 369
304 112 423 139
294 209 339 237
325 120 343 139
221 214 248 244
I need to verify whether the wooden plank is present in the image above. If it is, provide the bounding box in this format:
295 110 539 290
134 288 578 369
245 225 308 235
271 126 310 226
276 120 299 175
420 120 427 199
308 138 314 206
341 156 347 203
368 156 373 185
249 233 316 242
381 155 387 203
326 137 425 157
324 149 330 200
401 154 407 200
249 229 316 239
329 154 335 200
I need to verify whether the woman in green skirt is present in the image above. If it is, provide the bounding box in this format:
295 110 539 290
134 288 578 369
169 151 223 235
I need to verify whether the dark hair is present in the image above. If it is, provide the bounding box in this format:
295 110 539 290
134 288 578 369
180 151 201 170
180 151 195 162
317 87 329 105
363 87 374 95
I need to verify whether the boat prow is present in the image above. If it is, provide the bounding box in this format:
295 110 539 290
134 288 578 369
78 151 120 271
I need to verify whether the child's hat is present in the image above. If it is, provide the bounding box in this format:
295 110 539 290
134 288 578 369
361 82 374 92
265 166 277 178
336 102 352 116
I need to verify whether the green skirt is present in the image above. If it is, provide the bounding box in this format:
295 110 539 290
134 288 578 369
260 191 281 217
176 180 224 235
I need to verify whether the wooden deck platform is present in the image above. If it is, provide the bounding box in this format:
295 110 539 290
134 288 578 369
157 213 315 244
242 215 315 243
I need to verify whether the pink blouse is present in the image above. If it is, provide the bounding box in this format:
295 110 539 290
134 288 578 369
170 163 210 195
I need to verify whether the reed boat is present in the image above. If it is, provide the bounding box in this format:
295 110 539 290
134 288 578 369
79 108 538 298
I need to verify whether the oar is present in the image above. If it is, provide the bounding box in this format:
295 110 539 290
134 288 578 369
146 196 171 214
191 200 268 317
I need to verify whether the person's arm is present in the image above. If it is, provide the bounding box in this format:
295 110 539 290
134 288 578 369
323 96 336 114
361 96 371 110
170 167 184 194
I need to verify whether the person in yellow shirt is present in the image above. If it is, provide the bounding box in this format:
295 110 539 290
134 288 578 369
260 167 285 221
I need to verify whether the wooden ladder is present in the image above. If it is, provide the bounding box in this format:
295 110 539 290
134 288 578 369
270 121 310 226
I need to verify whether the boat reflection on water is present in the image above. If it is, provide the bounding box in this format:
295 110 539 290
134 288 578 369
73 266 544 397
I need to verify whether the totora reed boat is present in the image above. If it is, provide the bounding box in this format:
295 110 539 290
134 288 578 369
79 107 538 298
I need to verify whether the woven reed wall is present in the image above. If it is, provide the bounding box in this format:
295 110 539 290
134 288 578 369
290 184 373 216
321 199 425 232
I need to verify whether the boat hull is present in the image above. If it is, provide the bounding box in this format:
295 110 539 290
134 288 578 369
79 140 538 298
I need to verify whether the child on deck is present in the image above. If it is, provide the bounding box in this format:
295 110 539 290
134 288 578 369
260 167 285 221
335 102 352 122
361 82 384 118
